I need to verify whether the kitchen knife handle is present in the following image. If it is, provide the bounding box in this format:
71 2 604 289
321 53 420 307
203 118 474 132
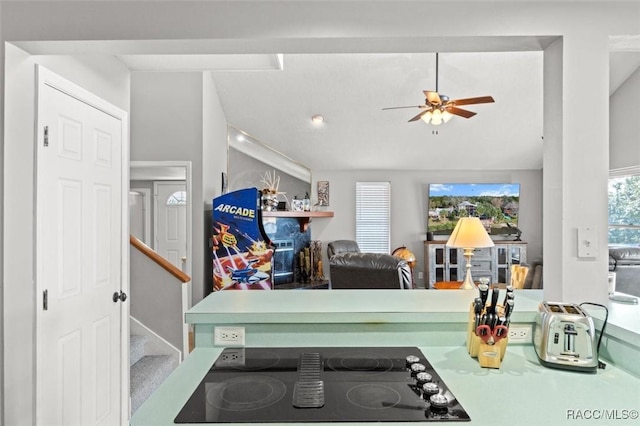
487 313 495 329
503 289 514 306
503 299 514 322
478 284 489 307
489 286 500 314
474 297 483 315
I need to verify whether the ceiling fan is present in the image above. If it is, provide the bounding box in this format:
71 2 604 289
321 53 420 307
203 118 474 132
382 53 495 125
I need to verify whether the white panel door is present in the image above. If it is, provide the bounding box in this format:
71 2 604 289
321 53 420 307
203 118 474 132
36 66 126 426
155 181 187 271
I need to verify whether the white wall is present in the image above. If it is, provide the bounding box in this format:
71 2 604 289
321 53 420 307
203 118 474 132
202 72 228 207
542 40 565 302
202 71 229 295
558 33 611 303
228 148 311 200
312 169 542 287
131 72 229 303
610 66 640 170
0 5 4 420
2 43 131 426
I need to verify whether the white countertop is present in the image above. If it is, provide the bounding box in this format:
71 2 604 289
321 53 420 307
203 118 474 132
186 289 639 351
185 289 544 324
130 345 640 426
130 289 640 425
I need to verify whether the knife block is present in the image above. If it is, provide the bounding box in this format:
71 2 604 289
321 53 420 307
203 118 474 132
467 302 509 368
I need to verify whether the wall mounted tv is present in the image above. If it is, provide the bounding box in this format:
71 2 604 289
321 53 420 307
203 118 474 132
428 183 521 236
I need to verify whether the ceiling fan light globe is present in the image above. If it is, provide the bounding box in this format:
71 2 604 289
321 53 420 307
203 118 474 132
431 109 443 125
420 110 433 124
442 110 453 123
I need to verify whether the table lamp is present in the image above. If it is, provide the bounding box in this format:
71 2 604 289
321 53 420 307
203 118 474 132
446 217 495 290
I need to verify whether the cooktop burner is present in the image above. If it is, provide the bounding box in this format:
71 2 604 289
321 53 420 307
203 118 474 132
174 347 470 423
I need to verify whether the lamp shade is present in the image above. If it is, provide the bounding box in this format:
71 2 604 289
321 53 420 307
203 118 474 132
446 217 495 249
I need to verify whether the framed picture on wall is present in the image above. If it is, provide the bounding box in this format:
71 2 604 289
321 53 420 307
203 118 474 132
318 181 329 206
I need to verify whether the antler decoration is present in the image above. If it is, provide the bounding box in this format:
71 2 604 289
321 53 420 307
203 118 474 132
260 170 282 194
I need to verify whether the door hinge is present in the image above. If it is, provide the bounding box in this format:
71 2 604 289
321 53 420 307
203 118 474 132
43 289 48 310
43 126 49 147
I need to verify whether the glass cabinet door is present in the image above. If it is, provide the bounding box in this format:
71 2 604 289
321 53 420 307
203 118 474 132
497 247 507 264
448 248 459 282
510 247 522 265
431 245 446 284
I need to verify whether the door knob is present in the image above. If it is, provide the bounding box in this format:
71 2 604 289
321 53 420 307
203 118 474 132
112 291 128 303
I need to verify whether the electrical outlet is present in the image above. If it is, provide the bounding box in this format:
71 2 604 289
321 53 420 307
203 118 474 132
214 326 245 346
508 324 532 343
418 271 424 280
217 348 246 366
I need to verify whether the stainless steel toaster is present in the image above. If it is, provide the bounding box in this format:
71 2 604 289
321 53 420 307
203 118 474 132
533 302 598 373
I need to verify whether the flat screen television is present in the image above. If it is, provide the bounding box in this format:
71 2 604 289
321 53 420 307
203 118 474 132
428 183 521 236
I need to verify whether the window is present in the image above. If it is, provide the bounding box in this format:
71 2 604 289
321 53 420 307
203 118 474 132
166 191 187 206
356 181 391 253
608 168 640 246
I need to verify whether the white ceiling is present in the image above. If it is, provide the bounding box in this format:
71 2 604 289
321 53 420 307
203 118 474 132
19 37 640 173
206 50 640 172
209 51 545 171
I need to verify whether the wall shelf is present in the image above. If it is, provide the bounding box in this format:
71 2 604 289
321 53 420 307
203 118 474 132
261 211 334 232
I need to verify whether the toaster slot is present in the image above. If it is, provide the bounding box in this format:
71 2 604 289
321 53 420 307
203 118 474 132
547 304 562 313
563 305 580 315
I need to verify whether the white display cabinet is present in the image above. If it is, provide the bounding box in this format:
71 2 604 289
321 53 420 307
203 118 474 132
424 241 527 288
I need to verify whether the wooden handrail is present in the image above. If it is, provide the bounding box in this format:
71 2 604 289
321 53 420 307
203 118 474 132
130 235 191 283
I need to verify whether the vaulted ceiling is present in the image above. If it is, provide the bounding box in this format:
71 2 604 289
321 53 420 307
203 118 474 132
206 50 640 172
210 51 545 171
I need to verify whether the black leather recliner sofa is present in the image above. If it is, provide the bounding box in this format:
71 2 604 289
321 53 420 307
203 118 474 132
327 240 412 289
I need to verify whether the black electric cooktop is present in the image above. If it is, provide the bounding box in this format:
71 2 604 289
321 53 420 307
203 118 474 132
174 347 470 423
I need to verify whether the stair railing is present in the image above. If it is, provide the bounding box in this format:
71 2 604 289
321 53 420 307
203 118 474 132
130 235 191 357
130 235 191 283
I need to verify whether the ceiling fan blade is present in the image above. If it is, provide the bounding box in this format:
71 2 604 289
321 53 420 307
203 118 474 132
424 91 441 105
450 96 495 106
446 106 477 118
382 105 424 110
408 109 431 122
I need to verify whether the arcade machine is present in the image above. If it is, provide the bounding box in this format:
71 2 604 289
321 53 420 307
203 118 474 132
211 188 275 291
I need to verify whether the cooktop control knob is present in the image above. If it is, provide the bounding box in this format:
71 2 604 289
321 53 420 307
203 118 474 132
429 394 449 412
410 363 426 376
422 382 440 399
405 355 420 368
415 372 433 387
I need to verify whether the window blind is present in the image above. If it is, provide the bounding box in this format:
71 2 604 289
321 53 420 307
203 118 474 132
356 181 391 254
